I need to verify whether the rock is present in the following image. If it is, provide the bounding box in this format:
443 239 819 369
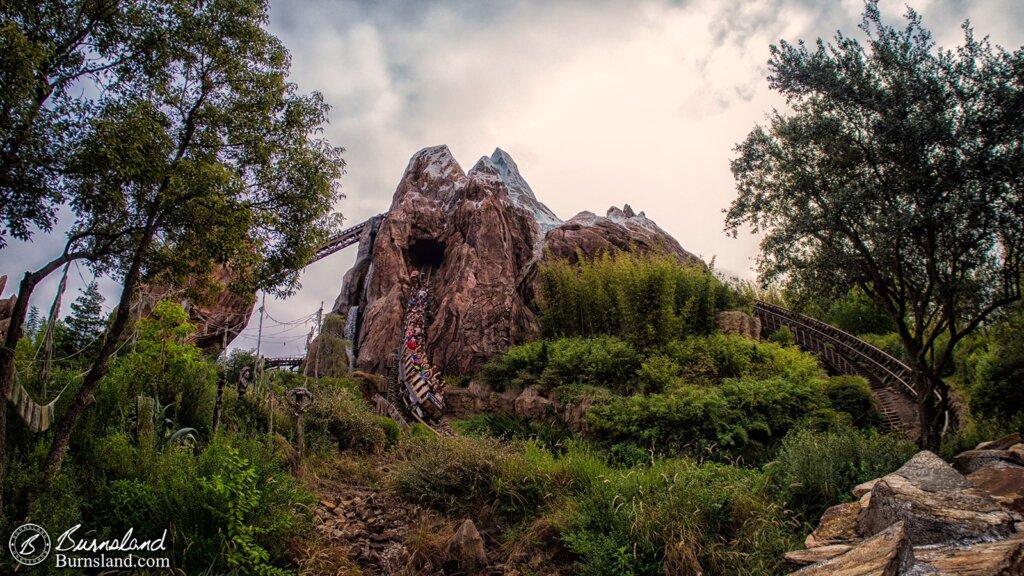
953 448 1024 475
542 207 701 268
805 502 863 548
887 451 973 493
785 545 854 568
514 386 554 420
912 531 1024 575
0 275 16 342
968 466 1024 515
716 310 761 340
447 519 488 572
976 433 1022 451
140 264 256 354
858 472 1016 546
790 522 914 576
336 146 703 375
854 479 879 498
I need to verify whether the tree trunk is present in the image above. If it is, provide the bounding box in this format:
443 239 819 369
43 210 159 484
212 373 225 433
913 371 949 451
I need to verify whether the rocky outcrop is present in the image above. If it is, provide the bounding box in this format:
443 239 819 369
335 146 702 376
444 380 595 433
716 310 761 340
140 264 256 354
786 439 1024 575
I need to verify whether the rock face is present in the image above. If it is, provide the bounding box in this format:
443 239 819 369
335 146 701 375
786 439 1024 575
0 275 14 342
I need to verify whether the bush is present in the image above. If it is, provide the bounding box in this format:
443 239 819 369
823 376 882 429
560 457 799 576
588 377 831 461
769 427 916 520
391 435 555 524
664 334 822 387
483 336 640 392
304 381 389 455
539 252 739 349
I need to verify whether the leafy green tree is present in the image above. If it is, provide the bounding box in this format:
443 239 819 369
726 3 1024 448
30 0 344 484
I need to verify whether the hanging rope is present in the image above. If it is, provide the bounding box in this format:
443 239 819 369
39 263 70 395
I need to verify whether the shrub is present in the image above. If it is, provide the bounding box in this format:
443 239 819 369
539 252 738 349
823 376 882 429
664 334 822 387
769 427 916 520
304 382 388 455
588 377 830 461
483 336 640 392
391 435 554 524
560 457 799 576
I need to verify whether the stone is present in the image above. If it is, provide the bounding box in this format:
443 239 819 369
854 479 879 498
716 310 762 340
447 519 488 572
805 502 863 548
785 545 854 568
858 474 1016 546
976 433 1022 451
968 466 1024 515
912 531 1024 575
790 522 914 576
953 448 1024 475
888 451 973 493
336 146 703 376
514 386 554 420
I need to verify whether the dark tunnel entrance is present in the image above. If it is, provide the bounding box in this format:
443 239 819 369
408 238 446 270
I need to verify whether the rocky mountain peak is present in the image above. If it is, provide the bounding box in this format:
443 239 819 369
335 146 703 375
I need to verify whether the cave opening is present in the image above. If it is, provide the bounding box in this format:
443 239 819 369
408 238 446 270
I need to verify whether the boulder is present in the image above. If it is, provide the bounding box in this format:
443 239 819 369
785 545 854 568
967 462 1024 516
790 522 914 576
446 519 488 572
716 310 761 340
805 502 863 548
953 448 1024 475
976 433 1022 451
912 531 1024 575
858 452 1016 546
514 386 554 420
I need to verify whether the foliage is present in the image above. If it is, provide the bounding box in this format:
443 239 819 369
725 1 1024 447
483 336 640 393
957 305 1024 420
391 435 555 523
823 376 882 429
769 427 917 520
303 379 391 455
663 333 822 387
92 300 217 441
202 446 294 576
824 288 897 336
587 377 830 462
767 325 795 347
560 458 799 576
539 252 741 349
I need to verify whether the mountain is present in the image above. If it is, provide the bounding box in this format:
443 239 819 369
334 145 702 375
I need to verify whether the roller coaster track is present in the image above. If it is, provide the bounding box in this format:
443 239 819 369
754 300 921 433
309 213 387 264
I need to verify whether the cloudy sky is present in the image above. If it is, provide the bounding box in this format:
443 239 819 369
2 0 1023 354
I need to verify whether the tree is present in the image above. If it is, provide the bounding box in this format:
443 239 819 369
725 2 1024 449
38 0 344 482
0 0 344 503
61 280 106 358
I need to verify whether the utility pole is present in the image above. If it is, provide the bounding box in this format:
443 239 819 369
314 301 323 379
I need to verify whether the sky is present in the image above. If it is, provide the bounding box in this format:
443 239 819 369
2 0 1023 355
